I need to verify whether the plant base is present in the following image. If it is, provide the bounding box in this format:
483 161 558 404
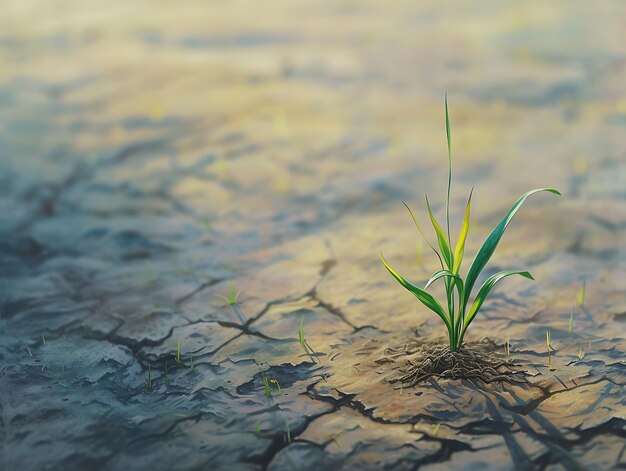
385 338 526 387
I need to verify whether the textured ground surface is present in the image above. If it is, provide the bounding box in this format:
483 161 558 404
0 1 625 470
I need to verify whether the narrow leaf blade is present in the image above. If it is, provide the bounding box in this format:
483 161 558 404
380 254 451 331
453 188 473 274
463 188 560 306
402 201 444 269
425 269 463 290
463 270 534 331
425 195 454 270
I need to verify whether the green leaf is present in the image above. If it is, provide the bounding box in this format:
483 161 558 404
425 195 454 270
462 188 560 307
445 92 452 246
462 270 534 333
424 269 463 290
453 188 473 275
402 201 444 269
381 253 451 332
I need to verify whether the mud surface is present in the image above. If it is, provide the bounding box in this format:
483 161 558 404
1 1 625 470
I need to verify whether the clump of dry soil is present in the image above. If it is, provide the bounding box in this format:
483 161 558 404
384 339 528 387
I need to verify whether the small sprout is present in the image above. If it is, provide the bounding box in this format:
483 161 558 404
578 349 585 361
257 364 272 398
298 315 317 362
284 419 291 443
164 361 169 386
41 335 46 345
255 422 261 436
381 96 560 352
146 365 152 389
57 380 70 389
577 281 586 307
269 379 281 392
188 353 194 372
175 339 181 364
26 346 33 358
546 329 553 352
504 337 510 356
433 423 441 435
217 284 246 323
174 413 188 418
217 284 242 306
568 306 574 334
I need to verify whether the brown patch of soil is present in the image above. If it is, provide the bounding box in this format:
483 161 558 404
384 338 528 387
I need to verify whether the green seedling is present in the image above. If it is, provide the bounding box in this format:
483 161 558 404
41 335 46 345
433 423 441 435
568 306 575 334
218 284 242 306
255 422 261 436
504 337 510 356
381 95 560 352
299 316 317 362
57 380 70 389
546 329 554 352
26 346 33 358
577 349 585 361
188 353 194 372
146 365 153 389
269 379 281 392
257 364 272 398
217 284 246 324
164 361 169 386
284 419 291 443
175 339 181 364
577 281 586 307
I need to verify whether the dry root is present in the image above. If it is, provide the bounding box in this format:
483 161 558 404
385 339 526 387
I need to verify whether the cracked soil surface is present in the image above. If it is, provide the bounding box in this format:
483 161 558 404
0 1 625 470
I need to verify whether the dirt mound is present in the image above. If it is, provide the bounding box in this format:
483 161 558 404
385 339 527 387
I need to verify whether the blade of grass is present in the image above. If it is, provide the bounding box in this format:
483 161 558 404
453 188 473 275
425 195 453 270
460 270 534 343
402 201 444 269
577 281 586 306
381 253 452 335
445 93 452 247
462 188 561 307
424 269 464 290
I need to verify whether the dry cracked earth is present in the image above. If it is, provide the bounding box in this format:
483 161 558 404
0 1 625 470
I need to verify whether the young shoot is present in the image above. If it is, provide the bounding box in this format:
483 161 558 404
546 329 554 352
298 315 317 362
217 284 246 324
381 95 560 352
175 339 181 364
577 281 586 307
257 364 272 398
